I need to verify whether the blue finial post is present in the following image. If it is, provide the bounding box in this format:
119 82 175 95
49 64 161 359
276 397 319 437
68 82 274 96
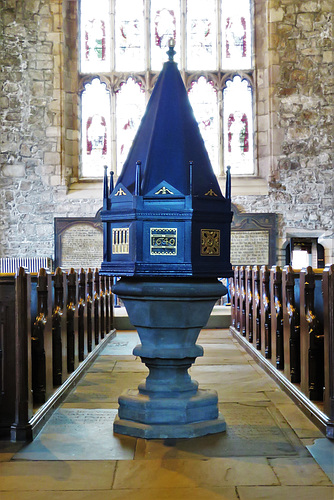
109 170 114 193
225 165 231 200
167 38 176 62
109 171 114 210
135 161 141 196
189 161 193 195
103 165 109 209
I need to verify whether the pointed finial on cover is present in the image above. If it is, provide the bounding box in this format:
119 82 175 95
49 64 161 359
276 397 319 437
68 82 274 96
103 165 109 209
135 161 141 196
189 161 193 195
225 165 231 200
167 38 176 62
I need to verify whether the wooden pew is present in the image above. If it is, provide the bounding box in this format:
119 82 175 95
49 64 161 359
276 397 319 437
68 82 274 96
229 271 236 328
235 266 240 332
31 269 53 404
52 268 67 386
0 269 34 441
300 267 324 401
239 266 246 337
230 263 333 438
270 266 284 370
0 267 116 441
78 269 87 362
252 265 261 351
282 265 300 383
87 268 93 352
67 269 78 373
245 266 253 344
323 264 334 438
260 265 271 359
94 269 100 346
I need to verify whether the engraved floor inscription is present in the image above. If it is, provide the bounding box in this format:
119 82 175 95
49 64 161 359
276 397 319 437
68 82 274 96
14 409 135 461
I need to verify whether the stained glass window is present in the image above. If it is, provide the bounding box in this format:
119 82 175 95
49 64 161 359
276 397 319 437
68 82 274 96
80 1 110 73
81 79 111 177
116 78 146 172
186 0 217 70
79 0 254 179
115 0 145 71
151 0 180 70
221 0 252 69
189 77 219 174
223 76 253 175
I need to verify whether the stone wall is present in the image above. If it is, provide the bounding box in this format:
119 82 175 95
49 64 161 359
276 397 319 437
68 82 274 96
234 0 333 263
0 0 333 264
0 0 101 259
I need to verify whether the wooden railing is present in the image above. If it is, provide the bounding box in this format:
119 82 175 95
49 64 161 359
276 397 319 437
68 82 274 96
0 267 115 441
229 264 334 439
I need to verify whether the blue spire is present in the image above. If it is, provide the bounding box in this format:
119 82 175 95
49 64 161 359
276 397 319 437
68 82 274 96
116 40 223 199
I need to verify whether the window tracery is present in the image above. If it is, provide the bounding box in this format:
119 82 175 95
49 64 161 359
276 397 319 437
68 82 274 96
79 0 254 179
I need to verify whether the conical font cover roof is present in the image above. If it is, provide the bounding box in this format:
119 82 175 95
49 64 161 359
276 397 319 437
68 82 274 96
116 59 223 198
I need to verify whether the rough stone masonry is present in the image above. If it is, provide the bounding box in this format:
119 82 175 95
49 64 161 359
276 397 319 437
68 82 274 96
0 0 333 263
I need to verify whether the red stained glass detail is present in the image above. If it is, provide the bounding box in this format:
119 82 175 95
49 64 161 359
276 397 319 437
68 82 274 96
85 20 106 61
226 18 231 58
228 113 235 152
225 17 247 59
241 113 249 152
154 9 176 48
228 112 249 153
241 17 247 57
86 115 107 155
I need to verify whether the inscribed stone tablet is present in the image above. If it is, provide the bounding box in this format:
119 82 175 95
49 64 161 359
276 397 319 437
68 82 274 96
231 230 269 265
61 223 103 269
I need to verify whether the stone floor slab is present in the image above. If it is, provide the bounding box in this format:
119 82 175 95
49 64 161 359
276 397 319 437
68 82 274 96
87 358 117 373
237 485 334 500
13 409 135 461
273 403 325 439
134 402 302 460
101 333 140 356
112 360 150 373
113 457 279 489
0 488 239 500
306 438 334 483
61 402 119 409
269 456 333 486
65 372 145 403
0 460 116 491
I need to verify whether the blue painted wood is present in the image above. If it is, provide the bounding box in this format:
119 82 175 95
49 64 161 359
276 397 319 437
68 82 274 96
101 48 232 278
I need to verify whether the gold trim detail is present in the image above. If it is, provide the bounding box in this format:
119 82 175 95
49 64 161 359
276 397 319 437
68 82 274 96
201 229 220 256
204 189 218 197
155 186 174 195
112 228 130 254
150 228 177 256
115 188 127 196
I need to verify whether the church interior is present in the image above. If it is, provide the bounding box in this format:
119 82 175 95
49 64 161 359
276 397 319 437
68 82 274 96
0 0 333 497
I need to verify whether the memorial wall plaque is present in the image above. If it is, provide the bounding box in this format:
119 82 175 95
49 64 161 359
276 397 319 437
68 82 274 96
230 204 276 266
231 230 269 265
54 213 103 270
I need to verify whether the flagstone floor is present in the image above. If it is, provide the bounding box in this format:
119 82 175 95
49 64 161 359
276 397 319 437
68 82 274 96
0 329 333 499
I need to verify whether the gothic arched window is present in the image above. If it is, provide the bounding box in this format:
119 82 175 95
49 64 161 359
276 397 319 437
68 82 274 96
79 0 254 179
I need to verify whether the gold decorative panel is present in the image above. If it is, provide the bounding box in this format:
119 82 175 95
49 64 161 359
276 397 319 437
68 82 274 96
201 229 220 256
150 228 177 255
112 228 129 254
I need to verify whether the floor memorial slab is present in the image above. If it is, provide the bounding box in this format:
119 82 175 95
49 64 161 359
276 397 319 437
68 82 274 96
134 402 305 459
101 332 140 356
13 409 135 461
